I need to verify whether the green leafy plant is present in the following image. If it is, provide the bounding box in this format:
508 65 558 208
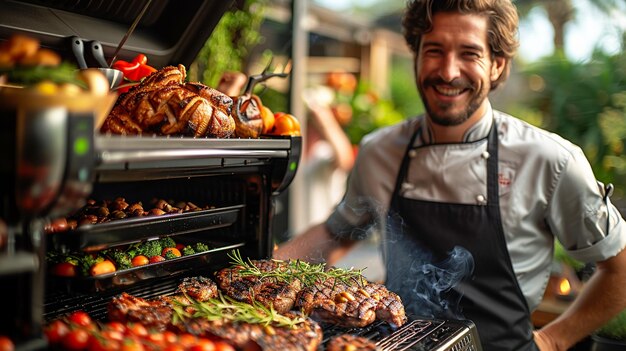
597 309 626 340
190 0 267 87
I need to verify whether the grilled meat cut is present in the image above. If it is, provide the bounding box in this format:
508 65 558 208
180 312 322 351
215 259 301 314
295 277 378 328
217 258 407 329
108 292 173 331
295 277 407 329
101 65 236 138
326 334 379 351
108 276 218 330
177 276 218 302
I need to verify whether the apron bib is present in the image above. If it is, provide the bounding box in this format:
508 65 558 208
385 121 538 350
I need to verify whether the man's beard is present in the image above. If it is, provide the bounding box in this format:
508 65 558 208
418 77 488 126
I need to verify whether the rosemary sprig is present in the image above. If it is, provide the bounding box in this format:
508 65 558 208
227 250 367 287
171 292 306 329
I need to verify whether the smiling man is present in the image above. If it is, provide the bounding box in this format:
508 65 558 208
275 1 626 350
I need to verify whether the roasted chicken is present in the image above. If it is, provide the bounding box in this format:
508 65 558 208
100 65 236 138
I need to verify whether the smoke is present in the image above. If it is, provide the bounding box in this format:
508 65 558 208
385 208 475 319
326 196 476 319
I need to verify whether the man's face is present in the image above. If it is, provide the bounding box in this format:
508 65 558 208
415 12 505 126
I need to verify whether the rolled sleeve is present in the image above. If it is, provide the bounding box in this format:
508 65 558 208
550 147 626 263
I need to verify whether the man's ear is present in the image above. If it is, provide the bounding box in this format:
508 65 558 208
491 56 506 82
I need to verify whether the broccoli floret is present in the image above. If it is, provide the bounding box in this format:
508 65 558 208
164 250 178 260
193 242 209 253
182 245 195 256
137 240 163 258
105 249 132 270
159 237 176 249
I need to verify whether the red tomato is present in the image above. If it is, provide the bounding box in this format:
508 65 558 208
213 341 236 351
120 338 145 351
162 345 185 351
51 262 77 277
162 330 177 344
189 339 215 351
131 255 149 267
103 321 127 334
99 330 124 342
175 243 185 251
148 255 165 264
144 332 165 348
44 319 70 344
67 311 93 328
62 328 90 351
88 335 121 351
125 323 148 338
177 334 197 348
0 336 14 351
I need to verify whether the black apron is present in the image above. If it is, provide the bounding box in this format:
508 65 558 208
384 121 538 351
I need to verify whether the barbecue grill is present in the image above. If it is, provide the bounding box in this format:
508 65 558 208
0 1 481 350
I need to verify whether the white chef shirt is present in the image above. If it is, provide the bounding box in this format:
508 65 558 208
326 103 626 311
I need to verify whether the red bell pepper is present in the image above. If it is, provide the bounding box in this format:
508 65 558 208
111 54 157 93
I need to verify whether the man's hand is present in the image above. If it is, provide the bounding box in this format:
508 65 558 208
533 330 559 350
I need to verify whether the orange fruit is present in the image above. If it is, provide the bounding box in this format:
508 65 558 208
260 105 275 134
271 112 301 136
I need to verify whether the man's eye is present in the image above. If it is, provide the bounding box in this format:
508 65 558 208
463 52 480 58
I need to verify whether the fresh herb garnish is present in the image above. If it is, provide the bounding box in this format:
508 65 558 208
227 249 367 287
171 292 306 329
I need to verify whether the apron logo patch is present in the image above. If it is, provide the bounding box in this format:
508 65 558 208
498 173 512 186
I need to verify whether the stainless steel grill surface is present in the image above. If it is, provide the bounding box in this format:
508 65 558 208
321 316 482 351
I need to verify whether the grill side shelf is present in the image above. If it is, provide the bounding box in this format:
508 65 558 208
47 204 244 251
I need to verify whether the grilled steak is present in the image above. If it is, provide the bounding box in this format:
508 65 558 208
295 277 378 328
108 276 218 330
215 259 301 314
326 334 379 351
295 277 407 329
180 312 322 351
177 276 218 302
108 292 173 331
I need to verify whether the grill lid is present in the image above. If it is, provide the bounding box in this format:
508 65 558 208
0 0 234 68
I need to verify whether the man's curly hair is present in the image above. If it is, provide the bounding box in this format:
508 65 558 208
402 0 519 90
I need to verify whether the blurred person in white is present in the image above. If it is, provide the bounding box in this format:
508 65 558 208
301 71 356 226
275 0 626 350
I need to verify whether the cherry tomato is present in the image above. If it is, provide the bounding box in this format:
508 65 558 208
189 338 215 351
120 338 145 351
162 330 178 344
103 321 127 334
51 262 77 277
177 334 197 348
132 255 149 267
0 336 14 351
162 345 185 351
88 335 121 351
62 328 90 351
44 319 70 344
99 330 124 342
149 255 165 264
67 310 93 328
213 341 236 351
270 113 301 136
90 260 116 276
125 323 148 338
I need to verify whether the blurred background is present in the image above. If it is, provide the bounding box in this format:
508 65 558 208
188 0 626 243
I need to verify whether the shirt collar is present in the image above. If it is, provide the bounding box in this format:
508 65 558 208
419 102 494 145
